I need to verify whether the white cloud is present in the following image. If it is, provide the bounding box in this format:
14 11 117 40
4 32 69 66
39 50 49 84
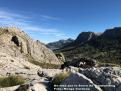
0 9 67 41
0 15 10 19
23 25 66 37
40 15 59 20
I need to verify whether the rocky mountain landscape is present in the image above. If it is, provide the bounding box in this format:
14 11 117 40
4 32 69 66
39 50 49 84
56 27 121 66
0 27 121 91
0 27 62 91
46 38 74 50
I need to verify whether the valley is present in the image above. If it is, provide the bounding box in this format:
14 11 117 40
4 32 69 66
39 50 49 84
0 27 121 91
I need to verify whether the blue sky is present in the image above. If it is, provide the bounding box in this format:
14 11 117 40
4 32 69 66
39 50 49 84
0 0 121 43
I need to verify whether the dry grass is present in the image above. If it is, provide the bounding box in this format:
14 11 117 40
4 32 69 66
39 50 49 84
52 72 70 85
97 62 120 67
0 75 25 87
0 64 4 68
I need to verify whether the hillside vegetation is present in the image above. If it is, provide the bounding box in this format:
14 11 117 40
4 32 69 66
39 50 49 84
57 27 121 66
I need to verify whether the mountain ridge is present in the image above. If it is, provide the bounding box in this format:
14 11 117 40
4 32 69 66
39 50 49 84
46 38 74 50
52 27 121 65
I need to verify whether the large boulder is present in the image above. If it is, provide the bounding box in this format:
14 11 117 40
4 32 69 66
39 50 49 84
60 72 103 91
80 67 121 91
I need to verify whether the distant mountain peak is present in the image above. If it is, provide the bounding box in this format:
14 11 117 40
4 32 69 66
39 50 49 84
75 31 97 44
47 38 74 50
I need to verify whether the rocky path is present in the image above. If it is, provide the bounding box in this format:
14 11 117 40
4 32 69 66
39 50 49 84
1 67 121 91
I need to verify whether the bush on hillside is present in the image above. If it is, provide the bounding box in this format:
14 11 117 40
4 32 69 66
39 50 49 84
0 76 25 87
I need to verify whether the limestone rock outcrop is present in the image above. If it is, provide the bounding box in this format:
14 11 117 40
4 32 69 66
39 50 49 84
16 83 48 91
0 27 60 65
80 67 121 91
60 72 103 91
0 82 48 91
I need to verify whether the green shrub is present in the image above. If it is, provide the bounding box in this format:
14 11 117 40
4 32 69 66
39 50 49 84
97 62 120 67
52 72 70 85
0 76 25 87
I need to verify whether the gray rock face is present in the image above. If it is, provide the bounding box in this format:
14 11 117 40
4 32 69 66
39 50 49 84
0 27 62 87
116 84 121 91
80 67 121 91
60 72 103 91
16 82 48 91
0 27 60 64
0 85 19 91
0 82 50 91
